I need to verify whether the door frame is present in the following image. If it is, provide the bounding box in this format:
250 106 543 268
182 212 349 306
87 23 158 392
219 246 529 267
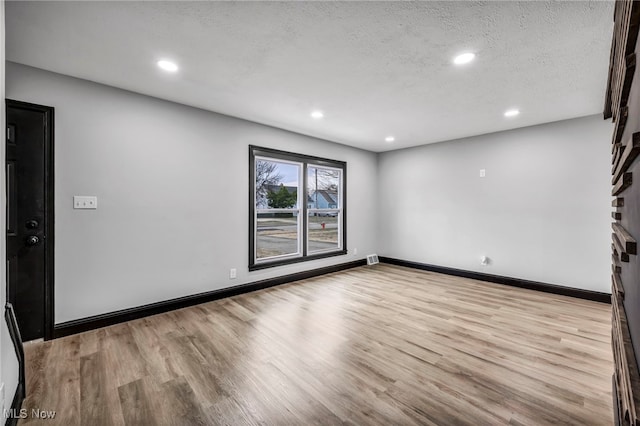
6 99 55 341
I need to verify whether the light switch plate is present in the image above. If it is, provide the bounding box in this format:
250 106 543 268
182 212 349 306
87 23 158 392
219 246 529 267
479 169 486 178
74 196 98 209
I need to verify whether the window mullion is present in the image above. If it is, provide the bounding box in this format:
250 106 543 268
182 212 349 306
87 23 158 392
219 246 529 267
302 163 308 257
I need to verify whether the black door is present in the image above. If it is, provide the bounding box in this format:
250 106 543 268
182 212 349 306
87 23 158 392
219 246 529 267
6 100 54 341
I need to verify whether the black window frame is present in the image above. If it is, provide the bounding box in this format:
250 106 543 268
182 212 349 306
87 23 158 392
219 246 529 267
249 145 347 271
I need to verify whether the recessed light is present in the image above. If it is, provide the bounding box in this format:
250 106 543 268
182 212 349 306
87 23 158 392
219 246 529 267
157 60 179 72
453 52 476 65
504 109 520 117
311 110 324 119
385 136 395 143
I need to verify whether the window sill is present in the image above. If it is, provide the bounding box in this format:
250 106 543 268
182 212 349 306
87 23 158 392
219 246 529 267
249 249 348 271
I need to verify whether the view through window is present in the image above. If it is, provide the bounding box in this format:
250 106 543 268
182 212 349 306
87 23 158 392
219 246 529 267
250 146 346 269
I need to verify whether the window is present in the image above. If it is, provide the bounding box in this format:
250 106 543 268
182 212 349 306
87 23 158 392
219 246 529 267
250 146 346 270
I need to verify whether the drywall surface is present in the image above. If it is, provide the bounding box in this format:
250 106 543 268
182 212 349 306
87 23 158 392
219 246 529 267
377 115 613 293
6 62 378 323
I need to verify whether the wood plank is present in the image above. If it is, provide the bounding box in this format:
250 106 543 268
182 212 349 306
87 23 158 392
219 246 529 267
613 251 622 273
21 335 81 425
613 211 623 220
613 222 637 255
613 172 633 196
612 272 625 299
604 31 615 120
117 379 158 426
627 3 640 49
128 317 183 385
620 53 637 108
103 323 149 387
613 263 622 275
613 197 625 207
613 132 640 183
612 287 640 425
613 233 630 262
159 376 210 426
612 106 629 147
613 1 625 121
80 351 124 426
613 142 623 170
612 298 631 422
609 1 640 121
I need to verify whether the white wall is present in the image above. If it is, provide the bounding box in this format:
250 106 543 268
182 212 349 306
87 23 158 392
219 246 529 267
6 62 378 324
1 1 20 413
377 115 613 293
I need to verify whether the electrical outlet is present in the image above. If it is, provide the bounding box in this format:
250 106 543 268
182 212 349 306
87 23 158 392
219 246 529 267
73 196 98 209
479 169 486 178
229 268 237 279
353 248 358 256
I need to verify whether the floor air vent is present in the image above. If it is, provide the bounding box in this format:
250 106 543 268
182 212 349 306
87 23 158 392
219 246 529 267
366 254 379 265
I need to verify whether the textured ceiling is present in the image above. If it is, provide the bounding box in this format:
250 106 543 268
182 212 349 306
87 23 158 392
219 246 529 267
6 1 614 152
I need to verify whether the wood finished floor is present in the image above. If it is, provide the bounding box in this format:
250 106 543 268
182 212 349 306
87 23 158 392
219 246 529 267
20 264 612 425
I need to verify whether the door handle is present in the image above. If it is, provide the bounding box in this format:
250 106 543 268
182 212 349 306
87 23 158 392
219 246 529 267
25 235 40 246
